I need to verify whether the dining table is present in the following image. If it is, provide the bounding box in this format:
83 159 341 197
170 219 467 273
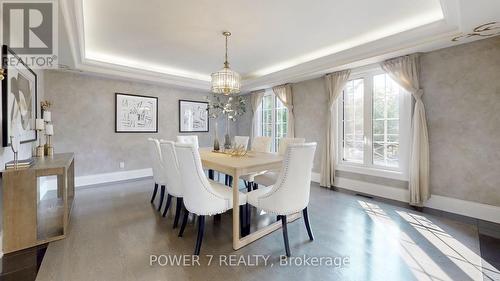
199 147 302 250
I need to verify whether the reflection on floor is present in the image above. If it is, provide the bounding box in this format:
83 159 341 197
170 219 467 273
0 243 47 281
30 179 500 281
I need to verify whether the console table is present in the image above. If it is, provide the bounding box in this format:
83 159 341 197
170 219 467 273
1 153 75 253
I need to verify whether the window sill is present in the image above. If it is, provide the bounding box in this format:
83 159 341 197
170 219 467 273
336 163 408 181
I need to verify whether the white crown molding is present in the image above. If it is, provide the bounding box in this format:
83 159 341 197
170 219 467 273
59 0 476 92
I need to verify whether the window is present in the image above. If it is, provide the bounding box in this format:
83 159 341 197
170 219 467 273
338 69 411 179
258 90 289 152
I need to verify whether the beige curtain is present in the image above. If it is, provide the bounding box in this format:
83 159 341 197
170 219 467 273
272 84 295 137
381 54 430 205
320 70 351 187
250 90 266 140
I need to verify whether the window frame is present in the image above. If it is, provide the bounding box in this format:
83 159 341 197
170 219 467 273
336 67 411 181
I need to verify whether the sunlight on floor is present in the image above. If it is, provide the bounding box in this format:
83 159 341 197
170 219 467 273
396 211 500 281
359 201 454 281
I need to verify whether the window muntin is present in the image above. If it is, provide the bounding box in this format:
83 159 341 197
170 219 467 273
342 79 364 163
373 73 403 168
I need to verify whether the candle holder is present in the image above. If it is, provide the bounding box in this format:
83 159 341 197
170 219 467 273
35 130 45 157
45 135 54 156
35 118 45 157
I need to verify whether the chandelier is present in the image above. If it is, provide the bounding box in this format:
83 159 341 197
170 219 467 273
211 31 241 95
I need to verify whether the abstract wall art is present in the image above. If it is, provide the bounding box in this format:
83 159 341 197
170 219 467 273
179 100 209 132
2 45 38 147
115 93 158 133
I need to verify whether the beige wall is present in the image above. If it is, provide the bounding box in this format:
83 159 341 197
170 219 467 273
238 36 500 207
43 71 235 177
421 36 500 206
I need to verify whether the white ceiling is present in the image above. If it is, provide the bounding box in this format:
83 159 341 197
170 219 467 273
59 0 500 91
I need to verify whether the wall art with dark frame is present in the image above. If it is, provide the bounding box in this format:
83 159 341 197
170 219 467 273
1 45 38 147
115 93 158 133
178 99 209 133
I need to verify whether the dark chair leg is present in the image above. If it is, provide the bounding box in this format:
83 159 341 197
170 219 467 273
162 194 173 217
157 185 165 211
173 198 183 228
239 205 247 237
194 216 205 255
245 203 251 235
277 215 281 222
281 215 291 257
178 207 189 237
213 214 221 223
303 207 314 241
253 182 258 190
246 181 252 192
225 175 233 186
150 183 158 203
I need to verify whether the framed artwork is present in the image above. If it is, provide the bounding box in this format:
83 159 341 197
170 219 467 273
2 45 38 147
115 93 158 133
179 100 209 133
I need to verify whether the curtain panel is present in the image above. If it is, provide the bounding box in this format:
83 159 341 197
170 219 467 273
272 84 295 138
320 70 351 188
250 90 266 141
381 54 430 205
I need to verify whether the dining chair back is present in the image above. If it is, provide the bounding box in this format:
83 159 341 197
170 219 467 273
148 138 167 210
174 143 230 215
176 135 199 150
278 137 305 155
260 142 316 214
159 140 183 198
251 136 272 153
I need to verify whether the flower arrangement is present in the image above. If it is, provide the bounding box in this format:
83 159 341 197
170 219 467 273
40 100 52 112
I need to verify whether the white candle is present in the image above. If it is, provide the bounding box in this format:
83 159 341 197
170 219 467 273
35 119 45 130
45 124 54 136
43 111 51 122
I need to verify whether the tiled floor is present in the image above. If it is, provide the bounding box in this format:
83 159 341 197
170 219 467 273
7 178 497 281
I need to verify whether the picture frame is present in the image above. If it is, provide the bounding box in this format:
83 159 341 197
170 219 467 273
2 45 38 147
178 100 209 133
115 93 158 133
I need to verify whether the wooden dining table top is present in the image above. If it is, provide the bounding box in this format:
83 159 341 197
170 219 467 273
198 147 283 176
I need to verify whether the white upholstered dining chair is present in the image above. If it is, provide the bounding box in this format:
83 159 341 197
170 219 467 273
159 140 185 228
252 137 306 188
174 142 248 255
148 138 167 212
247 142 317 257
176 135 199 149
251 136 272 153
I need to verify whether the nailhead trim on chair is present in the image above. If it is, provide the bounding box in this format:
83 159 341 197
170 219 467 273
255 145 313 216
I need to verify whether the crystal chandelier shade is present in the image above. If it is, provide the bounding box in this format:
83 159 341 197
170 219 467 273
211 32 241 95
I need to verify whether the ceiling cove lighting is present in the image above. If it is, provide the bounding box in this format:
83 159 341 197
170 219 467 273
211 31 241 95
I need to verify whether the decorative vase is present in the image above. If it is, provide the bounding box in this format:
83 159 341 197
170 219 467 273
213 121 220 151
224 117 231 149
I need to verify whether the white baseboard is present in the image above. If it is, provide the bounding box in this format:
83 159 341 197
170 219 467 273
310 172 500 224
41 168 153 198
41 170 499 224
